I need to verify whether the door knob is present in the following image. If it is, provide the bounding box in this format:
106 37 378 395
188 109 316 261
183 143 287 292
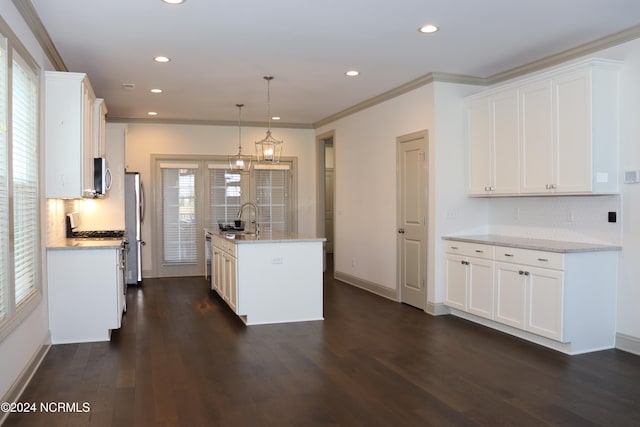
398 228 405 234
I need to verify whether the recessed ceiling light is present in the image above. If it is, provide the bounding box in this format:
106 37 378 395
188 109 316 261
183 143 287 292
162 0 185 4
345 70 360 77
419 24 439 34
150 88 163 93
147 111 158 116
154 56 171 63
271 116 281 121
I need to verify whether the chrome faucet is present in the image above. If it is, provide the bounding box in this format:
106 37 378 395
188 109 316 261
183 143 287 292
237 202 259 234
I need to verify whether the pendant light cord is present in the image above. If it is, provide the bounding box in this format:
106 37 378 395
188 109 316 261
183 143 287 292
265 76 274 132
236 103 243 151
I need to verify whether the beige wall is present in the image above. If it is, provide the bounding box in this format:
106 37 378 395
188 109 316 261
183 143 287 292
122 122 316 277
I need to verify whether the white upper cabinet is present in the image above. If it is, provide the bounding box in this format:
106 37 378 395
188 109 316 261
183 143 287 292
467 89 520 195
519 80 554 193
93 98 108 158
45 71 96 198
466 58 620 196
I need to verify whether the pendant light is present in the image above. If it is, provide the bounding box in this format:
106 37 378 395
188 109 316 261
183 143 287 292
255 76 283 163
228 103 252 171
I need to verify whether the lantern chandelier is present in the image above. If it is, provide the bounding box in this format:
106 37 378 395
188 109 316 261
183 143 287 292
255 76 283 163
228 103 253 172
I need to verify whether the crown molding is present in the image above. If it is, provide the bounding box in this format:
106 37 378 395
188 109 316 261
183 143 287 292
107 116 314 129
314 24 640 128
16 0 640 130
486 23 640 85
313 72 484 128
13 0 67 71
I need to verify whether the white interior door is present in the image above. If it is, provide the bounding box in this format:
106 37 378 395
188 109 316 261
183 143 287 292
397 131 428 309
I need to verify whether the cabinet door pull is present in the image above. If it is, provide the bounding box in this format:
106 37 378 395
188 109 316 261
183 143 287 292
537 258 549 262
475 249 484 253
504 253 514 257
450 246 459 250
518 270 524 275
524 271 530 276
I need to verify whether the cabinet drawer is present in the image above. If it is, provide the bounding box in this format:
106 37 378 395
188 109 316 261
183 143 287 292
225 241 237 257
444 241 494 260
495 246 563 270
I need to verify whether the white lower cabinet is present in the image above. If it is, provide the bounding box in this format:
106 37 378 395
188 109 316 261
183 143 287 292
212 235 239 314
444 238 618 354
444 242 495 320
47 247 124 344
494 262 564 341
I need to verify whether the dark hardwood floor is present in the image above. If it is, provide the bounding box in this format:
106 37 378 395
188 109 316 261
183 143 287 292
5 256 640 426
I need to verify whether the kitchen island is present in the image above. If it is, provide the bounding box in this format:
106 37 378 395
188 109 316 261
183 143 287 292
209 229 325 325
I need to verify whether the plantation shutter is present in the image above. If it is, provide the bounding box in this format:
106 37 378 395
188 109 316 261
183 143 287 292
254 164 290 233
162 163 198 263
208 164 243 228
11 51 39 305
0 36 7 319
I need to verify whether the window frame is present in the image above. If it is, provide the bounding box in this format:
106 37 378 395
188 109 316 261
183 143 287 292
0 16 43 343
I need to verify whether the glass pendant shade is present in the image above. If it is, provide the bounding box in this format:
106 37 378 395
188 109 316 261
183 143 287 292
255 76 283 164
228 104 252 172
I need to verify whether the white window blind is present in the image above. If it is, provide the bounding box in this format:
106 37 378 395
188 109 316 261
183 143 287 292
162 166 197 263
11 51 38 305
254 168 290 233
0 36 7 320
208 166 243 228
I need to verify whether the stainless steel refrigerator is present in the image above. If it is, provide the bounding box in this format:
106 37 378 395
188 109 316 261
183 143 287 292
125 172 145 285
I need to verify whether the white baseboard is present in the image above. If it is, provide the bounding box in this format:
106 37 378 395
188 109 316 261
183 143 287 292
0 334 51 425
426 302 450 316
616 333 640 356
334 270 398 301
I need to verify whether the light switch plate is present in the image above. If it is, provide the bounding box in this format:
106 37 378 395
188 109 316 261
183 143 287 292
624 170 640 184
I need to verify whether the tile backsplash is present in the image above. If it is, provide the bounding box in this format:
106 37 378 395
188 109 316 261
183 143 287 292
46 199 82 243
487 195 622 245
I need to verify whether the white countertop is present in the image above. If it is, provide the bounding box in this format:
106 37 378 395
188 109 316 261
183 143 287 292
47 237 125 250
207 229 325 244
442 234 621 253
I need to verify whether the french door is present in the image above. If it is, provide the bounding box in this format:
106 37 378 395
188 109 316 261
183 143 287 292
156 162 202 277
153 156 296 278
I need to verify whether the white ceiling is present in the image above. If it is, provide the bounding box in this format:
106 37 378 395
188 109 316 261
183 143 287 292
27 0 640 126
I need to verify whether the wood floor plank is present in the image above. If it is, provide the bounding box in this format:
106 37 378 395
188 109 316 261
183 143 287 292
4 255 640 426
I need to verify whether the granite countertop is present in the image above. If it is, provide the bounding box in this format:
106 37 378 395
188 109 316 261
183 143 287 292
207 228 325 244
442 234 621 253
47 237 125 250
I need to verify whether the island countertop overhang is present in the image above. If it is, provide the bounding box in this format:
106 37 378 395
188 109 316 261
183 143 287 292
206 228 326 244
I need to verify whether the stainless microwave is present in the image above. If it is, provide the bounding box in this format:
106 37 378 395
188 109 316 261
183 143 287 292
89 157 112 197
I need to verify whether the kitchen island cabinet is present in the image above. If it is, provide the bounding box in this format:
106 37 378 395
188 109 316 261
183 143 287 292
210 230 325 325
46 239 126 344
